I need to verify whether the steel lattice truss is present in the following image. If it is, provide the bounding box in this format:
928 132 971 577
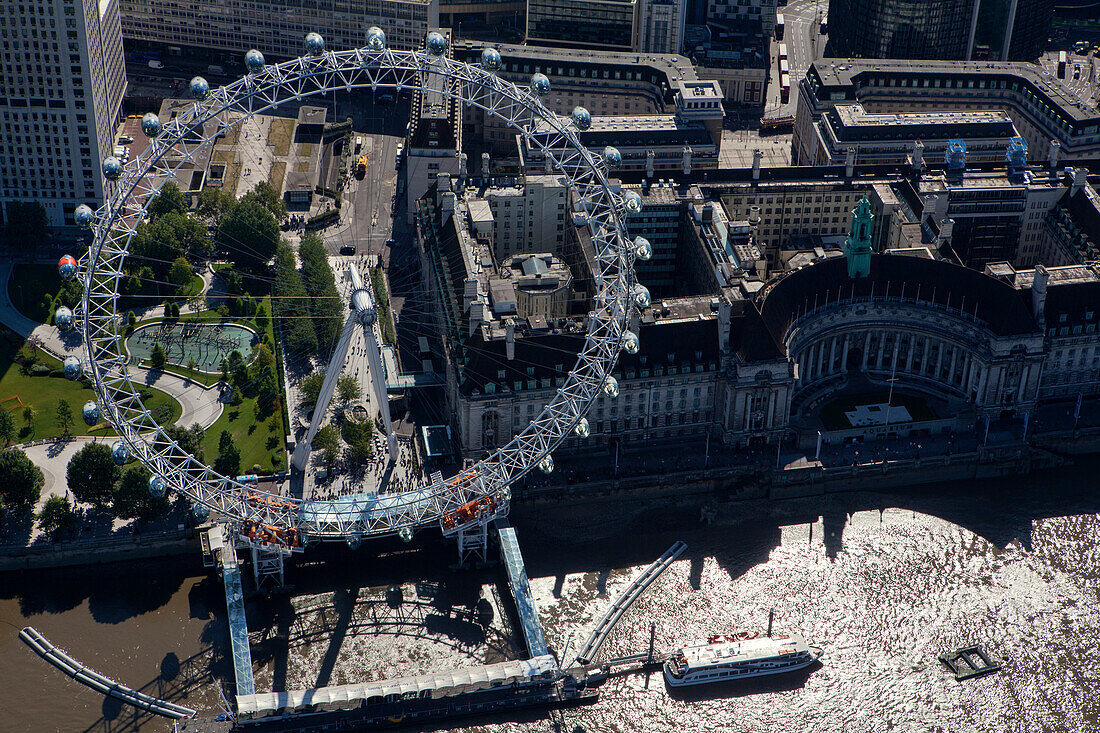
78 46 638 543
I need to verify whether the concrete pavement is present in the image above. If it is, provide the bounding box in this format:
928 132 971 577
0 260 224 430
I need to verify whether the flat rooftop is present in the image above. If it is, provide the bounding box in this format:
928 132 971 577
532 114 702 134
810 58 1100 123
451 39 698 83
834 106 1013 128
640 295 718 325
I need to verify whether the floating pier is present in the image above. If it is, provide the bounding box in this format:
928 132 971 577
19 626 196 720
939 645 1002 680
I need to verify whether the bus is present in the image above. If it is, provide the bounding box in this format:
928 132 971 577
1057 50 1067 78
760 115 794 135
780 58 790 77
778 43 788 62
776 13 784 41
780 72 791 104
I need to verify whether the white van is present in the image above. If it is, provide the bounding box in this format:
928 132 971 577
355 136 363 152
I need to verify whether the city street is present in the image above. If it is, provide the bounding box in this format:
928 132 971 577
321 94 411 260
1039 49 1099 109
767 0 827 119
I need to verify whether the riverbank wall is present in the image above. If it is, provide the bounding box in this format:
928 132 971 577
0 528 199 573
517 442 1073 507
2 431 1093 573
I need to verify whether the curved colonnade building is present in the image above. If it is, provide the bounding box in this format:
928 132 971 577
423 169 1100 455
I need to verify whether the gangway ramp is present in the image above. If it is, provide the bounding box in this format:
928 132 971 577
208 524 255 697
574 541 687 665
497 526 548 658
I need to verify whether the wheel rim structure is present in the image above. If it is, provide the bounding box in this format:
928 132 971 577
78 45 638 545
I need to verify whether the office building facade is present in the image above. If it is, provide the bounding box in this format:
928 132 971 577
525 0 637 51
0 0 126 229
120 0 439 58
827 0 1051 62
636 0 687 55
793 60 1100 167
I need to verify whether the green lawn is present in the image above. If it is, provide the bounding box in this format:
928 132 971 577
0 327 182 441
197 294 288 474
201 393 285 474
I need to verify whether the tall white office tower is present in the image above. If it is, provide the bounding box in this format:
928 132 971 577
0 0 126 229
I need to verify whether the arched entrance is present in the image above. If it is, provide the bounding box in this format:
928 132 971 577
482 411 499 448
846 347 863 372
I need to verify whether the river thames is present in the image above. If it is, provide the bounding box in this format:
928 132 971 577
3 458 1100 732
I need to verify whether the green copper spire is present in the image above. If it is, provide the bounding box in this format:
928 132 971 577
844 196 874 278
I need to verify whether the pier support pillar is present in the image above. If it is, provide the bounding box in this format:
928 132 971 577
251 547 286 587
456 522 489 565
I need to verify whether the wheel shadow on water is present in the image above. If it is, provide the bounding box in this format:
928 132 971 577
78 645 228 733
245 538 521 693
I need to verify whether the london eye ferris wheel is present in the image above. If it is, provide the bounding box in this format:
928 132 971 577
62 29 652 555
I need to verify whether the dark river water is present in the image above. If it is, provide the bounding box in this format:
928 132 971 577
4 459 1100 732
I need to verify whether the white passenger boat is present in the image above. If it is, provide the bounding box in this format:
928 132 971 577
664 632 823 687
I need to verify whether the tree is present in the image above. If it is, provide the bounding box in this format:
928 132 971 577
151 343 167 369
22 405 36 436
146 181 188 219
216 198 279 273
214 430 241 477
195 186 236 225
252 346 279 413
4 201 48 249
0 447 44 512
299 370 326 407
254 303 270 332
298 232 343 348
168 256 193 289
337 373 361 406
273 241 317 354
340 419 374 465
242 181 287 221
165 423 205 462
56 399 73 436
38 495 78 538
131 211 212 273
0 409 15 447
113 464 170 521
220 357 230 383
313 424 341 466
66 442 120 507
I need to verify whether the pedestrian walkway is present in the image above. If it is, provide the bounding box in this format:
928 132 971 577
208 524 255 697
497 525 547 658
